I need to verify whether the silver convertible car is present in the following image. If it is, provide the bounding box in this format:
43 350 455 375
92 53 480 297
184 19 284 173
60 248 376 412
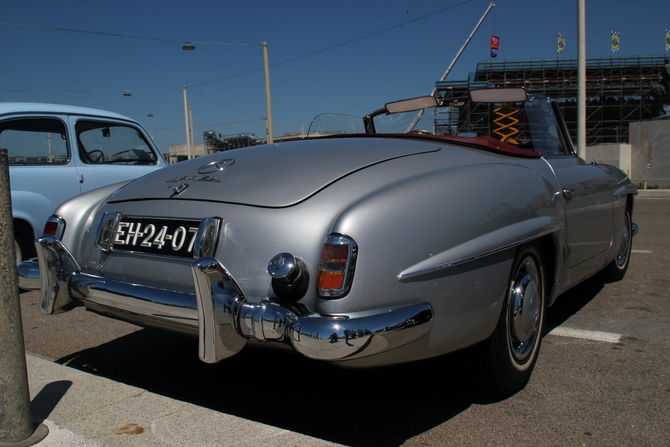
21 88 637 395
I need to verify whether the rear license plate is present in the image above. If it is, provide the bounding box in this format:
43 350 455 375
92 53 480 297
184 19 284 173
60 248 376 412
112 216 204 258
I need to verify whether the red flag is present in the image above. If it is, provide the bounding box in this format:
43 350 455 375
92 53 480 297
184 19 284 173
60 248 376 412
491 35 500 58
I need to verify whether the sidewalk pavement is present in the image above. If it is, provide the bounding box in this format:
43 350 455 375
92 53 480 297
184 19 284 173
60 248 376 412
26 354 340 447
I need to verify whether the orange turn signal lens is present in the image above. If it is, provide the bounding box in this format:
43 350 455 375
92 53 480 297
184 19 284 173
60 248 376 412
317 271 345 290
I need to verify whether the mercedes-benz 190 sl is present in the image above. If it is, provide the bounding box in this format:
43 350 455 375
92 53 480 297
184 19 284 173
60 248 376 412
22 88 637 395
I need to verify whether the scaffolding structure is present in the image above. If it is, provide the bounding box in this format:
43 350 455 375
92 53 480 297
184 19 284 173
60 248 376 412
435 55 668 145
203 131 259 154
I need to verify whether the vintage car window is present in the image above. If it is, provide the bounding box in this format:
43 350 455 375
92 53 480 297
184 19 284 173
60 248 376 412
307 113 365 136
524 95 569 156
76 120 158 165
0 118 69 165
374 108 437 134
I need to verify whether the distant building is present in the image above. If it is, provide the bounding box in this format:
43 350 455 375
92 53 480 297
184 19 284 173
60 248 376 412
436 55 668 145
167 131 305 164
437 55 670 187
165 144 207 164
203 131 259 153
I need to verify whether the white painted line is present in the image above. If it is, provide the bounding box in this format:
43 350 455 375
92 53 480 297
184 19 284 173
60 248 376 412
549 327 622 343
631 249 653 254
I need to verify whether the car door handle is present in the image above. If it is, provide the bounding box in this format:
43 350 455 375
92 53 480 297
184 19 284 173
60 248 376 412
562 188 575 198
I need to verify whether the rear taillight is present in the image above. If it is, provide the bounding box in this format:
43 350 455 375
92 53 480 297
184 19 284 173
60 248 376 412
317 234 357 299
42 216 65 240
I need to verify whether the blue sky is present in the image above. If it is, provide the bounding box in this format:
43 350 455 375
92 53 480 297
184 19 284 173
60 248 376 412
1 0 668 153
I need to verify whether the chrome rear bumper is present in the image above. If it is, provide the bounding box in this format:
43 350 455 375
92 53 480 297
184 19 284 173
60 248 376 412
35 236 433 363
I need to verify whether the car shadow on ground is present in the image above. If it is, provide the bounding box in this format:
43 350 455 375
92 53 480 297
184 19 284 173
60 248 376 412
57 330 479 446
544 274 605 332
55 277 605 447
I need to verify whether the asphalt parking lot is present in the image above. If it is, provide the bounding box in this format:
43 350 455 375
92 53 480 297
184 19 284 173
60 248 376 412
19 198 670 447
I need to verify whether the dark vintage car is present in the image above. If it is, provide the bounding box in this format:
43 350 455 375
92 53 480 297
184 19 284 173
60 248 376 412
20 88 637 395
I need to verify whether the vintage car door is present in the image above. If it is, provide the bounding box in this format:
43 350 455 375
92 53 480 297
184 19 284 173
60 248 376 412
68 115 164 193
526 95 614 272
526 96 613 269
546 155 613 268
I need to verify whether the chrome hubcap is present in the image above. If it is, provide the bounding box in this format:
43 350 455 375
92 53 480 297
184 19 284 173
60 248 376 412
509 258 541 362
615 214 631 268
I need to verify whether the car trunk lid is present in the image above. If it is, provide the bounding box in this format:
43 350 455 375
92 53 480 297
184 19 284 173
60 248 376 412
107 137 440 207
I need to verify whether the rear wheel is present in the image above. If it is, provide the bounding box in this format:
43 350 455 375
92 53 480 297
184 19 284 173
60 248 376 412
15 234 27 264
482 243 545 396
601 208 632 282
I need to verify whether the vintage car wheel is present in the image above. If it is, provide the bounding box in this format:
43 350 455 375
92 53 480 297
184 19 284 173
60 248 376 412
482 243 545 396
601 208 632 282
15 235 27 264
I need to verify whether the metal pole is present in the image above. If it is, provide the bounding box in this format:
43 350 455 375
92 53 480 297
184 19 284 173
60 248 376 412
577 0 587 158
183 86 192 160
262 42 274 144
407 2 496 131
188 107 195 156
0 148 49 445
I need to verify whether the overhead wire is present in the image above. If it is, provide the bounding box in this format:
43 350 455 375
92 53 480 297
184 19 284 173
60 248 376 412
0 0 474 93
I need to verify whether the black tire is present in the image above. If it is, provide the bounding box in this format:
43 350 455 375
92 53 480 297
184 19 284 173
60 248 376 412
600 208 632 283
482 243 546 396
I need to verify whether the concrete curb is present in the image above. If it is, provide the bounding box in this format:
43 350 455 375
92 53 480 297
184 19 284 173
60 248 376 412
636 189 670 198
27 354 340 446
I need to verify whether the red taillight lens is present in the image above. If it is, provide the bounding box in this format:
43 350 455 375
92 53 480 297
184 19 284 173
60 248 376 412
42 216 65 239
317 235 357 299
43 221 59 236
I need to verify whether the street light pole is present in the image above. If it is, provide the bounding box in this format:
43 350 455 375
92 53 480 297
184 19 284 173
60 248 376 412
182 86 192 160
182 40 274 145
262 42 274 144
188 107 195 151
577 0 587 159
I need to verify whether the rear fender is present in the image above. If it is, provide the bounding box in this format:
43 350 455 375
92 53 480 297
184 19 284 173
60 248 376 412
51 180 134 252
319 162 562 356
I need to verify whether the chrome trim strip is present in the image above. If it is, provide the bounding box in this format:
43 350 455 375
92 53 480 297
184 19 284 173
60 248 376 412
397 227 562 280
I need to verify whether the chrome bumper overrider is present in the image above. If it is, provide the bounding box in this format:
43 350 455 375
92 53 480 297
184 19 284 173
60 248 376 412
17 258 40 290
35 236 433 364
